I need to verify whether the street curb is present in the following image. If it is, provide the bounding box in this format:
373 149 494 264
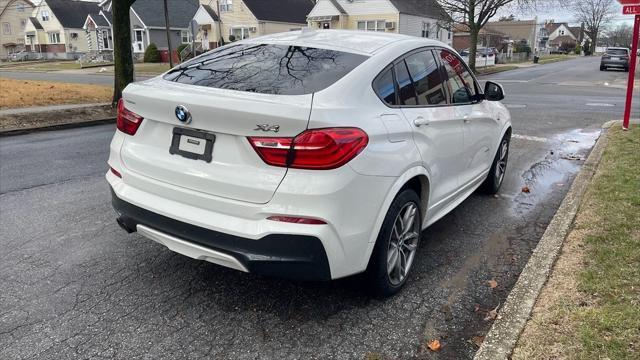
0 117 115 137
473 121 615 360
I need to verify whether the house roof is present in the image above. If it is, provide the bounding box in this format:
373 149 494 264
568 26 581 38
29 16 43 29
549 35 576 45
201 4 218 21
87 11 109 27
545 22 568 34
101 10 111 24
46 0 100 28
242 0 314 24
131 0 199 28
328 0 346 15
388 0 449 21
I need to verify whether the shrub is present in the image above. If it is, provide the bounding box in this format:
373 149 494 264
574 43 582 55
143 43 161 63
228 34 236 42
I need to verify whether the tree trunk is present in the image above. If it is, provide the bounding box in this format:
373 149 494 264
469 27 479 72
111 0 135 106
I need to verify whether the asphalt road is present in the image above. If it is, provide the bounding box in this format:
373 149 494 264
0 56 637 359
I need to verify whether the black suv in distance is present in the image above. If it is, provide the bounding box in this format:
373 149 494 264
600 47 630 72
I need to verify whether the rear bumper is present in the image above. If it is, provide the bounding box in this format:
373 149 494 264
112 189 332 281
601 59 628 67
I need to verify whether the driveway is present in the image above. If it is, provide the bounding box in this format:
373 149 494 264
0 56 636 359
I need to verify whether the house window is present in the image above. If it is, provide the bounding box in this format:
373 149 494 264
181 30 191 44
230 27 249 40
448 31 451 40
421 22 430 38
356 20 386 32
70 32 78 40
220 0 232 12
17 3 25 12
48 32 60 43
41 10 50 21
102 29 111 49
560 30 564 35
2 22 10 35
20 19 27 30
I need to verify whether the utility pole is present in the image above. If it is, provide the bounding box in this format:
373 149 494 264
163 0 174 67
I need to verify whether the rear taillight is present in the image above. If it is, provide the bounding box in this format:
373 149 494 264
117 98 144 135
248 127 368 170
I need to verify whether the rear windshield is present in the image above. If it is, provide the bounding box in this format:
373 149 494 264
163 43 369 95
606 49 628 55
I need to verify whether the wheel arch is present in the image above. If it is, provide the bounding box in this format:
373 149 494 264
362 166 431 269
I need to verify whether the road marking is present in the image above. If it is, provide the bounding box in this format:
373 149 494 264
585 103 615 107
484 79 530 83
505 104 527 109
512 134 548 142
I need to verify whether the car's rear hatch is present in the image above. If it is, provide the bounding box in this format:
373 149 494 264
118 42 368 204
119 78 312 204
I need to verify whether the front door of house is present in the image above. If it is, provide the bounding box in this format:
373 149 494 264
133 29 144 53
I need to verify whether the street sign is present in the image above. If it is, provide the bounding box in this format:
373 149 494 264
623 5 640 14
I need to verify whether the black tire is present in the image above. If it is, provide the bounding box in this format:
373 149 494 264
365 189 422 297
624 67 629 72
599 65 605 71
481 133 510 194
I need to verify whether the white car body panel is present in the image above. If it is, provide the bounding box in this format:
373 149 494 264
107 30 512 280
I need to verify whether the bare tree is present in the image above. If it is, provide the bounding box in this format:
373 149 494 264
603 23 634 48
572 0 616 53
111 0 136 105
437 0 535 71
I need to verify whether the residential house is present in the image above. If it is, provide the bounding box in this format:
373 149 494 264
0 0 35 59
484 19 540 51
544 22 589 52
98 0 199 59
306 0 452 45
82 9 112 60
192 0 314 50
452 24 507 51
23 0 98 59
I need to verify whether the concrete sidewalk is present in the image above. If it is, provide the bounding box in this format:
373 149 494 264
0 103 110 116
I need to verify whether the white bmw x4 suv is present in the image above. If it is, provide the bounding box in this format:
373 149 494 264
108 30 511 296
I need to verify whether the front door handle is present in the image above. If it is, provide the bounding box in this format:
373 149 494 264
413 117 430 127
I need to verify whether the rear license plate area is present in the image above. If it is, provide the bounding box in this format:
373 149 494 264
169 127 215 163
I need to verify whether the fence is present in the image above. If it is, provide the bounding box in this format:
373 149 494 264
496 52 530 64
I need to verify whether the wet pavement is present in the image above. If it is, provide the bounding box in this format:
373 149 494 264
0 56 636 359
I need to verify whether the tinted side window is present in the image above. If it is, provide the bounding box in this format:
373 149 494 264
437 49 478 104
394 61 417 105
373 68 396 106
404 50 447 105
163 44 369 95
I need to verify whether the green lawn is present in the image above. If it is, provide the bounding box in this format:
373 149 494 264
134 63 171 74
474 65 519 75
537 55 574 64
3 61 82 71
575 125 640 358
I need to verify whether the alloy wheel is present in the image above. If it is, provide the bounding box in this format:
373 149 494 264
387 202 420 286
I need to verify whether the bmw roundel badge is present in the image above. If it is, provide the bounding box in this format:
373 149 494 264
175 105 192 124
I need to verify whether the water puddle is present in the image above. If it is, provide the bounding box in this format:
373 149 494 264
511 128 600 215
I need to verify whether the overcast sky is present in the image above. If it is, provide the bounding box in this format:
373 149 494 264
495 2 635 28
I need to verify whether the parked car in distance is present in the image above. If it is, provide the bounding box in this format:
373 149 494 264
107 30 511 297
600 47 630 72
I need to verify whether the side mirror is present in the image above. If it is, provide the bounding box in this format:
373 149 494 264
484 81 505 101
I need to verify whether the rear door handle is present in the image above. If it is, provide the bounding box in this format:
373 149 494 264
413 117 430 127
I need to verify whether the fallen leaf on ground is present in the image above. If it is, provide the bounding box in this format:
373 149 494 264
427 339 441 352
484 303 500 321
474 304 481 312
487 279 498 288
521 186 530 193
471 335 485 347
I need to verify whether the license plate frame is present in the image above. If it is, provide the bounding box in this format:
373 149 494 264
169 127 215 163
